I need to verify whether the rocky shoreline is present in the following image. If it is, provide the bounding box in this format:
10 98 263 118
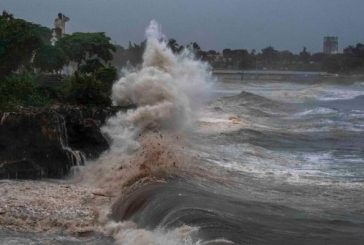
0 105 121 179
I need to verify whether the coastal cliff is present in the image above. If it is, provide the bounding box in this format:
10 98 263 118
0 106 119 179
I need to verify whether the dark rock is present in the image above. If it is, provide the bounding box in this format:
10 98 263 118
0 160 42 179
0 105 122 179
56 106 118 159
0 110 72 178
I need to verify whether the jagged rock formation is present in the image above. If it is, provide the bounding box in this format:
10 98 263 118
0 106 119 179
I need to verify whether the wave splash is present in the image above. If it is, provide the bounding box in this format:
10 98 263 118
89 20 213 244
102 20 212 153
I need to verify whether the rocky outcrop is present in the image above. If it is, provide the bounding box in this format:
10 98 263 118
0 106 120 179
56 106 119 159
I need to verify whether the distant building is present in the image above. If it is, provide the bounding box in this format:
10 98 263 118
51 13 70 46
323 36 338 54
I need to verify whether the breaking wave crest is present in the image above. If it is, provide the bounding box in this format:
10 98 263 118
81 20 214 244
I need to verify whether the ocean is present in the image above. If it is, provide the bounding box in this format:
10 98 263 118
1 21 364 245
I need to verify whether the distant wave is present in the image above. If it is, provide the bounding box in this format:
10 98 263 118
222 91 282 106
315 90 364 102
293 107 337 117
213 91 296 118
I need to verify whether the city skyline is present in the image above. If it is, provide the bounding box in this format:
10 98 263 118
1 0 364 53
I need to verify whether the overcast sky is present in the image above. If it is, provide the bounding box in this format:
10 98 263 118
1 0 364 53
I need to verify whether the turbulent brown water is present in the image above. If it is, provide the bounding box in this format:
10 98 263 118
1 21 364 244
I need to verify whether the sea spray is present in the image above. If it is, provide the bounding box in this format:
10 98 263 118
86 20 214 244
102 19 213 153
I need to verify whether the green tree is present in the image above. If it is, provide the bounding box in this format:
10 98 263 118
33 45 68 73
299 47 311 64
94 66 117 86
187 42 202 57
79 58 105 74
278 50 295 65
167 39 183 54
57 32 118 105
322 55 344 73
64 62 117 106
0 73 49 110
0 11 47 78
57 32 116 68
342 43 364 72
261 46 279 67
63 72 112 106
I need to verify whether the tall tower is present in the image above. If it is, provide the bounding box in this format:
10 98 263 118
323 36 338 54
51 13 70 46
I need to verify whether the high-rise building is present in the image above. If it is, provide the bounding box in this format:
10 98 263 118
323 36 338 54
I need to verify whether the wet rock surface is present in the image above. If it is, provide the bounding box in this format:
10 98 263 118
56 106 118 159
0 106 120 179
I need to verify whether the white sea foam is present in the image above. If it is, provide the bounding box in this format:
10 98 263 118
96 20 214 244
104 221 197 245
294 107 337 117
102 20 213 153
316 89 364 101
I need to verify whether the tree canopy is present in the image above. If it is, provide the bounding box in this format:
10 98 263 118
57 32 116 67
0 12 119 109
33 45 68 73
0 11 51 78
167 39 184 54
